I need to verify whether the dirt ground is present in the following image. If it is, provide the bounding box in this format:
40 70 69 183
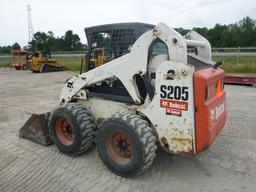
0 69 256 192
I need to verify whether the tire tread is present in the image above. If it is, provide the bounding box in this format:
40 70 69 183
99 112 157 176
49 103 96 156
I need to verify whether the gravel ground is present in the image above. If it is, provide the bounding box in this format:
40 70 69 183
0 69 256 192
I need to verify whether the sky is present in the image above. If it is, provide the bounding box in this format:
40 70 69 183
0 0 256 47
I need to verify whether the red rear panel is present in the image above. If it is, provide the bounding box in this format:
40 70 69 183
194 68 227 153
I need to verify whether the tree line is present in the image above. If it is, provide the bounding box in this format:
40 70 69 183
28 30 87 52
176 17 256 47
0 43 22 54
176 17 256 48
0 17 255 54
0 30 87 54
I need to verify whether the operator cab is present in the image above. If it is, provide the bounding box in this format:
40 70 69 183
26 51 51 60
42 51 51 60
83 23 155 103
82 22 154 72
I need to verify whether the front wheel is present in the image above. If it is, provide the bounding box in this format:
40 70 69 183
49 103 96 156
96 113 157 177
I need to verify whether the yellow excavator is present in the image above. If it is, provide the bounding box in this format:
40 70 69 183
26 51 67 72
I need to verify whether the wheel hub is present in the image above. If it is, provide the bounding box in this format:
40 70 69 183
55 116 74 145
113 132 133 158
105 131 133 165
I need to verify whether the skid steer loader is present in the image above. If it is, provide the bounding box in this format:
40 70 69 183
26 51 67 72
19 22 226 177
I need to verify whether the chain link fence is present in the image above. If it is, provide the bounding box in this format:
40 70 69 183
212 47 256 65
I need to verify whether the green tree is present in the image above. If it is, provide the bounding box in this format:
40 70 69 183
63 30 83 51
0 46 12 54
27 30 85 52
11 42 21 50
29 31 49 51
238 17 256 46
2 16 255 54
175 28 190 35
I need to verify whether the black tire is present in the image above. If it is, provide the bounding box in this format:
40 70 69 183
49 103 96 156
39 64 46 73
40 64 60 72
97 112 157 177
15 66 21 70
22 64 28 70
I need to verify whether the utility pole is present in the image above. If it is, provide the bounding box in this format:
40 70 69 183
27 5 34 45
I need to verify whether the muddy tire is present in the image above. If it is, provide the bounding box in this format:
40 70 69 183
49 103 96 156
96 112 157 177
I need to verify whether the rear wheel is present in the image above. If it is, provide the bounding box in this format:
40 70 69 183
97 113 157 177
49 103 96 156
22 64 28 70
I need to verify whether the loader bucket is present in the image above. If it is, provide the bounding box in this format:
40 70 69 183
19 112 53 145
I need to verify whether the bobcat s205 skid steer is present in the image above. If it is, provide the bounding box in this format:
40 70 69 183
20 22 226 177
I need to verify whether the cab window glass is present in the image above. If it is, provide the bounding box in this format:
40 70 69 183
152 41 168 55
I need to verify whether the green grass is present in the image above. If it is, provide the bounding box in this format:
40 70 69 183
0 56 12 67
55 56 83 71
219 63 256 73
213 56 256 73
1 55 256 73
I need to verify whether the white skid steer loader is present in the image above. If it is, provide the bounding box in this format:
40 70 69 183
19 22 226 177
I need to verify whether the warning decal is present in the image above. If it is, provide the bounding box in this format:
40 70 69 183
166 109 182 116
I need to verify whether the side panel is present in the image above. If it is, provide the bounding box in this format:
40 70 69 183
194 68 226 153
32 57 40 71
140 61 196 154
77 98 134 124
